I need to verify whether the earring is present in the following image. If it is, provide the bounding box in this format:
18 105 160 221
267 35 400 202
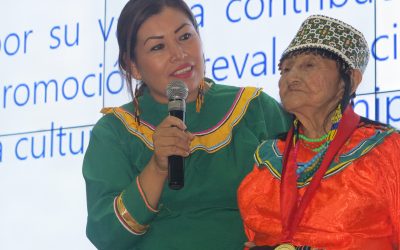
293 118 300 145
327 104 342 141
133 82 141 124
196 79 205 113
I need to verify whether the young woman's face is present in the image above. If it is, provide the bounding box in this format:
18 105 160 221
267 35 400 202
279 53 344 118
131 7 204 103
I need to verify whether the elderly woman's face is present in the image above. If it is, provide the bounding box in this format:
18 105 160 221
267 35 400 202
278 53 344 117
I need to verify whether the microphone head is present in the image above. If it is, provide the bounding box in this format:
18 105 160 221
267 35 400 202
166 80 188 101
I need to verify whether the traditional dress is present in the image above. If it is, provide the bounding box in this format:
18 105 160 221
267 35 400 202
83 80 290 250
238 118 400 250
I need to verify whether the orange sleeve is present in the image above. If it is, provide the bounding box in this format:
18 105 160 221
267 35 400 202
238 164 261 249
380 133 400 249
244 223 256 242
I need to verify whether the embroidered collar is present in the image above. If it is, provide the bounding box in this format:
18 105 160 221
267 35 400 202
255 123 396 187
102 86 262 153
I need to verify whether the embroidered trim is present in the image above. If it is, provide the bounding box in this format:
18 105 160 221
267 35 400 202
136 176 159 213
102 87 262 153
255 126 395 187
114 193 149 235
191 87 262 153
102 107 155 150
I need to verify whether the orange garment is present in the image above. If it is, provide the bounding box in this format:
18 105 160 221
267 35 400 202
238 124 400 250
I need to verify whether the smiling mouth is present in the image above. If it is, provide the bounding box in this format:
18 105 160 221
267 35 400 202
173 66 192 76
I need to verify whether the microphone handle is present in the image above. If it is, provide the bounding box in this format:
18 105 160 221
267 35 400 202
168 109 185 190
169 110 185 121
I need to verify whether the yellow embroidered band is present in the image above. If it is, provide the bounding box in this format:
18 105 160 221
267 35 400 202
114 193 149 235
102 87 262 153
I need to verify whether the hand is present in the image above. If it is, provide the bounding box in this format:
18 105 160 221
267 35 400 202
245 242 256 248
152 116 194 172
245 242 256 249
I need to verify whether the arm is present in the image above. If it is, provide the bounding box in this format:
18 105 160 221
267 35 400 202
238 164 262 250
382 133 400 249
261 93 293 139
83 116 157 249
243 224 257 250
256 92 292 139
83 115 192 249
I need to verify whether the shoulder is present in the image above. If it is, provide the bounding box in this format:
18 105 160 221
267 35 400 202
205 78 277 107
371 126 400 153
210 82 262 102
254 139 285 167
340 119 400 165
204 80 265 119
93 103 134 136
356 118 400 146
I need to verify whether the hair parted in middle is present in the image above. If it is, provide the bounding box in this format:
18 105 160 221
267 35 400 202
117 0 199 99
116 0 199 122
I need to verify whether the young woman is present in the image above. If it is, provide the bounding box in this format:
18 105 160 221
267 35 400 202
83 0 290 249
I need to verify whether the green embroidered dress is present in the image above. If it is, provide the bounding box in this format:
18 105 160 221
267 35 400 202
83 81 290 250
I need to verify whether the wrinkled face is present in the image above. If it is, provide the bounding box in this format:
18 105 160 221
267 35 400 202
279 53 344 118
131 7 204 103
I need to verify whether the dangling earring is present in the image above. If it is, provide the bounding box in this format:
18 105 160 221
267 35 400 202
293 118 300 145
133 82 141 124
327 104 342 141
196 79 205 113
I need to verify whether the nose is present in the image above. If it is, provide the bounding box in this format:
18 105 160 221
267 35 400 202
283 66 301 83
169 42 186 62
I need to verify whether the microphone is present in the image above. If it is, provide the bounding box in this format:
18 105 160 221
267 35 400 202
166 80 189 190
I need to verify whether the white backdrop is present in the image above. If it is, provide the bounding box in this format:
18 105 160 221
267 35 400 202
0 0 399 249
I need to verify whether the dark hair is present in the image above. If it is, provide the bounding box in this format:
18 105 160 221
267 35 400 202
279 48 354 132
117 0 198 101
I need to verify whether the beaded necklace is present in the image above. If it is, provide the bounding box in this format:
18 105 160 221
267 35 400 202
293 105 342 177
280 107 360 243
301 140 328 153
298 133 328 142
296 145 327 175
299 132 328 152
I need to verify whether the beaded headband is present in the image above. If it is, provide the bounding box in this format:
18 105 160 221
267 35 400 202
282 15 370 73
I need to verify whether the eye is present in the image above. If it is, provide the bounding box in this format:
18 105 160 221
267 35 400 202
304 59 316 68
306 63 314 67
280 66 290 75
179 32 192 41
150 43 165 51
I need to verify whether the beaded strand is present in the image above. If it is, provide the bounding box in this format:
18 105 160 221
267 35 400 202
296 144 328 175
293 104 343 177
298 133 328 143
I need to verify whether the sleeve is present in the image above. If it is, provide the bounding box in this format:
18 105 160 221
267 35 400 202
381 133 400 249
82 115 158 249
258 92 292 139
238 164 262 246
243 223 256 250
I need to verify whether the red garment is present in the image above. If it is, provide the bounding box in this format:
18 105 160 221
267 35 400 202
238 125 400 250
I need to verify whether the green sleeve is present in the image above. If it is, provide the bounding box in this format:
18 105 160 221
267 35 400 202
82 114 157 249
258 92 292 139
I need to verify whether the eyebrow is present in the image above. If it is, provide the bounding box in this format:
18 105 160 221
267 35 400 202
143 23 191 45
175 23 190 34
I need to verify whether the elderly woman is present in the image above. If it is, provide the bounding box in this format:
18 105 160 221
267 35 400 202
238 15 400 250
